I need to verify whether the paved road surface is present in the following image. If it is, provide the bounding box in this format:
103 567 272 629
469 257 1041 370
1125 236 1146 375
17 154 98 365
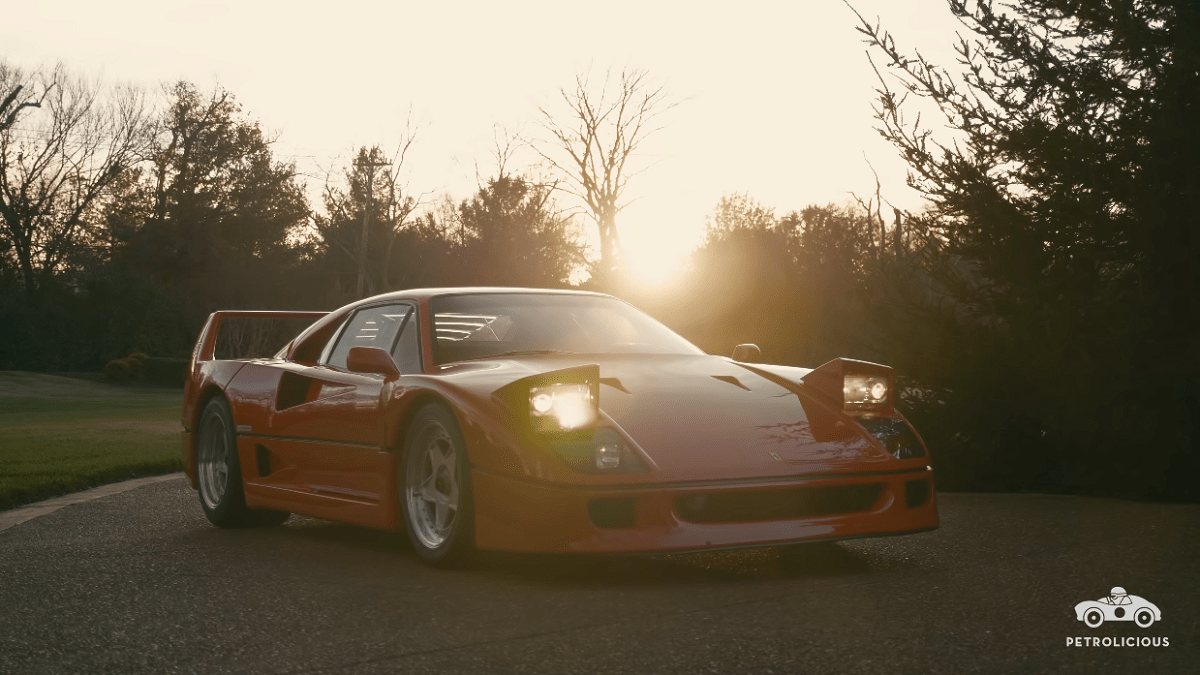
1 478 1196 674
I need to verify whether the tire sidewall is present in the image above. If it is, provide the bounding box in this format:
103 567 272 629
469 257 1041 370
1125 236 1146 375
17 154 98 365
399 403 474 566
197 397 249 526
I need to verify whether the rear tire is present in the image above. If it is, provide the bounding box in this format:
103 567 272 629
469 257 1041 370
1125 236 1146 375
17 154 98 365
400 403 474 567
196 397 290 528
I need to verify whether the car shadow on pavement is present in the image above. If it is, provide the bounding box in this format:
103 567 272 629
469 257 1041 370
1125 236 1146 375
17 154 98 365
474 541 880 587
275 516 414 552
190 515 889 587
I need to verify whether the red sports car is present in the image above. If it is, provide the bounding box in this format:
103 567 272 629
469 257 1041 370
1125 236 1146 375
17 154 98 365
181 288 938 565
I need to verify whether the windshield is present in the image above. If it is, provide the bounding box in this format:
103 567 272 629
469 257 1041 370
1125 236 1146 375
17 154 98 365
431 293 703 365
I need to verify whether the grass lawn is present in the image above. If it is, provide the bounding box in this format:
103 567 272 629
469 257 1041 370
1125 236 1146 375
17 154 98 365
0 372 184 510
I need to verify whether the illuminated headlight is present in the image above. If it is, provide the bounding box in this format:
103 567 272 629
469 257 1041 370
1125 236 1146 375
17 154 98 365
530 383 596 432
844 375 889 406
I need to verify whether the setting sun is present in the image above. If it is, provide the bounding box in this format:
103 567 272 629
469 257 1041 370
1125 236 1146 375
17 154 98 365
621 236 689 289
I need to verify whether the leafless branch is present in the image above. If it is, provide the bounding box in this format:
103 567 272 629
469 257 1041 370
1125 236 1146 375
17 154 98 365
0 62 154 293
531 67 676 276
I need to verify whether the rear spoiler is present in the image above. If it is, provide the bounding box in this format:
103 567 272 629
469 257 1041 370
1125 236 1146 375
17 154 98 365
193 311 330 362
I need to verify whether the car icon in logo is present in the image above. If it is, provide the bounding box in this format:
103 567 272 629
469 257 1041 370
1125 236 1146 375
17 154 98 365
1074 587 1161 628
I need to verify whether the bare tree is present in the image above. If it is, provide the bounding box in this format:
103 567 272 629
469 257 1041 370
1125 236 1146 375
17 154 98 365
315 121 422 297
0 63 153 294
0 61 50 134
375 139 423 293
476 124 521 183
533 67 674 279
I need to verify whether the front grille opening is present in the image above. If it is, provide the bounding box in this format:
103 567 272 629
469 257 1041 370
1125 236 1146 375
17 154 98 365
588 497 637 529
905 478 931 508
675 484 883 524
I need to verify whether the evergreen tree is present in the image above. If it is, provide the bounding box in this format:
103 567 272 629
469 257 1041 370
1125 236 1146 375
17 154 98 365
856 0 1200 498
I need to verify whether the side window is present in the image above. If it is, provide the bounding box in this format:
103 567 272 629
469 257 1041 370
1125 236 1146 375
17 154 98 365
326 304 412 371
392 310 422 374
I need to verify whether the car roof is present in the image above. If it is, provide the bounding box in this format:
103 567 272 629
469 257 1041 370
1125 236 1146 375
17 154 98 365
354 287 613 304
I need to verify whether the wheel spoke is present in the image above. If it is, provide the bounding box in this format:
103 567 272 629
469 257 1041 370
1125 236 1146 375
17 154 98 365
434 499 449 530
405 415 465 551
420 485 439 504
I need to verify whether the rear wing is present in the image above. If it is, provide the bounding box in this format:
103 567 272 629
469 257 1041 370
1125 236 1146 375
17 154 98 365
193 310 330 362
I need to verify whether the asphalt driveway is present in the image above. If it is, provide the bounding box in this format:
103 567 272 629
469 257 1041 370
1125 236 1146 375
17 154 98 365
0 479 1195 674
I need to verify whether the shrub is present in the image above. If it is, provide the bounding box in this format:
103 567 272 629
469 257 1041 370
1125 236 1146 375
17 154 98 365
104 358 132 381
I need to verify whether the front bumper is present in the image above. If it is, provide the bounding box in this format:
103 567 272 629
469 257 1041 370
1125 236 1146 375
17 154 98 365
471 465 939 553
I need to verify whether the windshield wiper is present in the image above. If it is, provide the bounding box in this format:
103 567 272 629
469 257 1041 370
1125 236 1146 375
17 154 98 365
489 349 576 358
455 349 580 362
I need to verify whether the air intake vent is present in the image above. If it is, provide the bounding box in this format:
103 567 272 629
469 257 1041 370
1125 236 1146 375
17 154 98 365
905 478 931 508
276 371 312 411
588 498 636 528
675 484 882 524
255 444 272 477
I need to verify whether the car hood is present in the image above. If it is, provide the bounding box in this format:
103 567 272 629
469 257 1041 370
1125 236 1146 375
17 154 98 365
438 353 906 481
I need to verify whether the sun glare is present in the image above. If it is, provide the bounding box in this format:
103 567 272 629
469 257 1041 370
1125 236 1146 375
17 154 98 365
623 239 688 290
615 213 698 291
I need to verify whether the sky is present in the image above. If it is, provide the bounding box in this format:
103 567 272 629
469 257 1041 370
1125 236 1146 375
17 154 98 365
3 0 967 284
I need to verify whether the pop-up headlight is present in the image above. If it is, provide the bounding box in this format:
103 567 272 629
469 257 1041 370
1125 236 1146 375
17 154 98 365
494 365 647 473
843 374 889 406
493 364 602 434
530 382 597 432
802 357 895 413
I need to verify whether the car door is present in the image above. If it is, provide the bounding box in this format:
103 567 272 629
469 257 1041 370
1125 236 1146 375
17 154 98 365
251 303 419 512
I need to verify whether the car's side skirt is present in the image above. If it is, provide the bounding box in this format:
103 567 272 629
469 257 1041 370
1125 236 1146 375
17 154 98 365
236 434 400 531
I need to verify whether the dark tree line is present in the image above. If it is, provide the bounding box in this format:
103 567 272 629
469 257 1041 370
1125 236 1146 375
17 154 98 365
0 72 584 371
843 0 1200 499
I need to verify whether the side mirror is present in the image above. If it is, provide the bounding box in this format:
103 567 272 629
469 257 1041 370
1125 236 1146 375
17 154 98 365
731 343 762 363
346 346 401 381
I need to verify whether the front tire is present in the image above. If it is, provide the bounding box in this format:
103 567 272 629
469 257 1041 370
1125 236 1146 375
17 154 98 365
1083 608 1104 628
400 403 474 566
196 397 289 528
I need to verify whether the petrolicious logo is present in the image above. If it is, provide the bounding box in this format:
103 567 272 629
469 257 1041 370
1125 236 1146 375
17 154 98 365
1066 587 1170 648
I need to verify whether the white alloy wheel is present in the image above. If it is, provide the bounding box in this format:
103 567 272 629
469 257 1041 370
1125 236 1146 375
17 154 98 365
402 404 473 565
195 396 288 527
198 406 230 511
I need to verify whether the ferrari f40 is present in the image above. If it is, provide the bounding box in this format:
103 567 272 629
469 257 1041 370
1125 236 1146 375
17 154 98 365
181 288 939 564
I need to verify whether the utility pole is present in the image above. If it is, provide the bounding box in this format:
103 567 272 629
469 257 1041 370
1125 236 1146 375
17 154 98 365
355 154 392 297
